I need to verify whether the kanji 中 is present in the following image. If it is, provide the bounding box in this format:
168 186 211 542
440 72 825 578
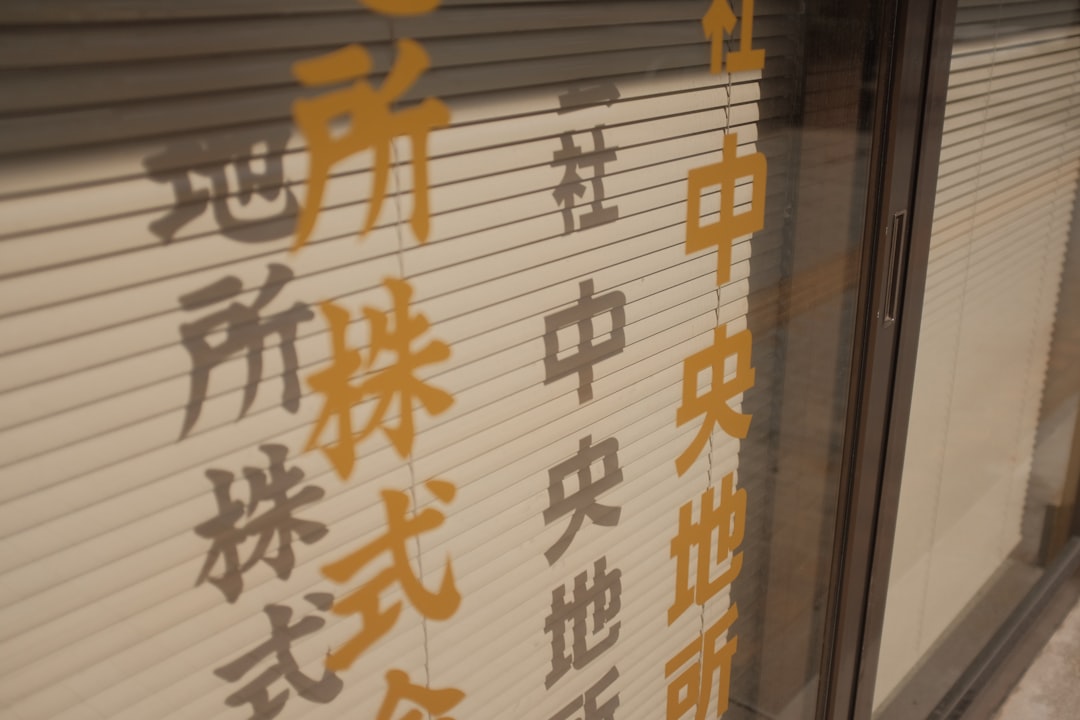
144 127 298 244
544 557 622 688
321 479 460 671
375 669 464 720
675 324 755 476
548 666 620 720
665 604 738 720
702 0 764 75
543 279 626 404
178 263 313 439
686 132 767 287
194 444 328 602
306 276 453 480
292 39 449 250
214 593 342 719
668 474 746 624
544 435 623 565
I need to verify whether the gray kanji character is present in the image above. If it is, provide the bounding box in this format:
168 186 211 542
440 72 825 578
543 279 626 403
544 435 622 565
179 263 313 439
557 81 621 113
195 444 328 602
549 666 620 720
144 127 298 244
215 593 342 719
544 557 622 688
552 127 619 234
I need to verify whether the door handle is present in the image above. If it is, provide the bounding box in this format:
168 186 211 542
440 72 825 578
882 210 908 327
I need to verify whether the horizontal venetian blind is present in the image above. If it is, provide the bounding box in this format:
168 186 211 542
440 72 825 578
0 2 795 719
875 0 1080 703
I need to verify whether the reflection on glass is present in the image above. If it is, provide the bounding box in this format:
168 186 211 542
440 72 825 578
874 1 1080 714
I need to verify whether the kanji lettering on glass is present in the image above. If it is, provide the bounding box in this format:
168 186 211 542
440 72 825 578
544 435 623 565
195 444 328 602
552 127 619 234
214 593 342 720
362 0 440 15
665 604 738 720
702 0 764 75
668 473 746 624
144 127 298 244
544 557 622 688
179 263 313 439
306 276 453 481
375 669 464 720
544 279 626 404
549 666 620 720
321 479 460 671
686 133 767 286
675 324 755 476
292 39 449 250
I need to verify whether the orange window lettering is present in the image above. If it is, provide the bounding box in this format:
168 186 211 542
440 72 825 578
306 277 453 481
702 0 764 74
665 604 739 720
668 474 746 624
376 669 463 720
292 39 449 251
686 132 767 287
675 324 755 476
321 479 460 671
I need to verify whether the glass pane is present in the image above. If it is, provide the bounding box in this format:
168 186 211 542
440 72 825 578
874 1 1080 714
0 3 883 720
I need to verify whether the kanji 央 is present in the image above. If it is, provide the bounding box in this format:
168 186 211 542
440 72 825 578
686 132 767 287
178 264 313 439
544 435 623 565
665 604 738 720
668 473 746 624
214 593 342 719
292 39 449 250
548 666 620 720
375 669 464 720
552 127 619 234
545 557 622 688
195 444 328 602
321 479 460 671
543 279 626 404
306 276 453 481
702 0 764 75
675 324 755 476
144 127 298 244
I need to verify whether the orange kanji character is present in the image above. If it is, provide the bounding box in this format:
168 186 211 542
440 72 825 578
686 132 767 286
292 39 449 251
702 0 764 75
306 277 453 480
665 605 738 720
321 479 460 671
675 324 755 476
376 669 463 720
362 0 440 15
668 474 746 625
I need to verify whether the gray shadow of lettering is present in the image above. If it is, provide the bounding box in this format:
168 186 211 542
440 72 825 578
543 279 626 404
144 126 298 244
179 263 313 439
544 557 622 689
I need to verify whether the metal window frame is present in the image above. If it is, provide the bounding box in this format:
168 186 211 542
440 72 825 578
812 0 959 717
818 0 1080 717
